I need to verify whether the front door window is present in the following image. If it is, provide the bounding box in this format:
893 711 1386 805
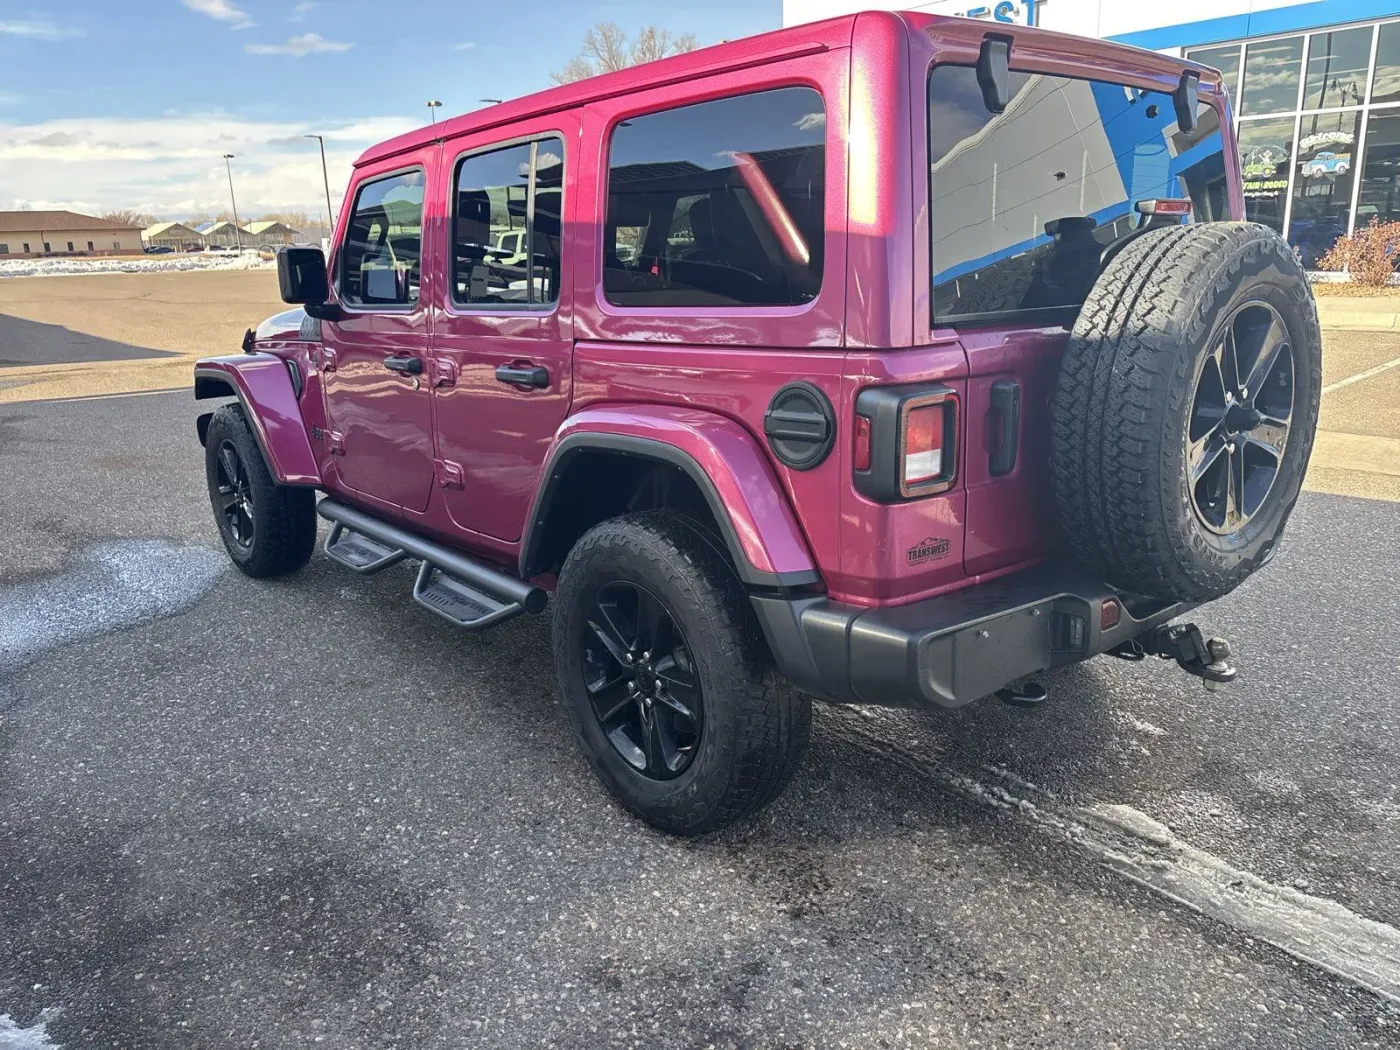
339 170 424 307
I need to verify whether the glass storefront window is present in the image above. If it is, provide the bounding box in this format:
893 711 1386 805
1303 26 1373 111
1187 44 1242 100
1358 111 1400 226
1241 36 1304 115
1289 110 1363 266
1238 119 1295 232
1374 22 1400 105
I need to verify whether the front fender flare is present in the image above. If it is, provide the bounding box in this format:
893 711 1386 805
194 354 320 486
522 405 821 590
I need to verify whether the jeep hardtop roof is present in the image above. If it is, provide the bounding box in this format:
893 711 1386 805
357 10 1227 169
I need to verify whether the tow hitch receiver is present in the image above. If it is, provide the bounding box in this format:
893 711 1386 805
1110 623 1237 691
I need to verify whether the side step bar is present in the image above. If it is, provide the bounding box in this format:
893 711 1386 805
316 499 548 631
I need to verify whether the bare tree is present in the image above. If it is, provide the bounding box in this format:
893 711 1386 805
551 22 699 85
254 210 317 229
186 210 237 226
103 209 164 228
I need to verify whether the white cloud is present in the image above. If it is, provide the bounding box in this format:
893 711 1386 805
0 17 85 40
179 0 255 29
0 111 417 219
289 1 316 20
246 32 352 56
450 41 476 51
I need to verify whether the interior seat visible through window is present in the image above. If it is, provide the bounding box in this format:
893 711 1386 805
604 86 827 308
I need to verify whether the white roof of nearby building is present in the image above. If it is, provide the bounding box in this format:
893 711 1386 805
197 220 240 234
245 220 298 234
143 221 199 237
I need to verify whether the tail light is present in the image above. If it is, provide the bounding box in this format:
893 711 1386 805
853 384 958 502
903 402 945 486
1135 198 1192 219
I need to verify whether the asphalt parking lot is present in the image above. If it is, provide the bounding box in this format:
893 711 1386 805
2 272 1400 1048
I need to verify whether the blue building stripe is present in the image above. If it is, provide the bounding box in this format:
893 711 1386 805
1108 0 1400 52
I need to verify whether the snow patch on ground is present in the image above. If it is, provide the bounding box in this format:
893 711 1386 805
0 253 273 279
0 1009 62 1049
0 540 225 676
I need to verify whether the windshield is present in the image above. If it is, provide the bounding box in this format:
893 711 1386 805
929 64 1228 326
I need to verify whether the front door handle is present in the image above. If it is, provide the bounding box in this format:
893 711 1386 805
495 363 549 389
382 354 423 375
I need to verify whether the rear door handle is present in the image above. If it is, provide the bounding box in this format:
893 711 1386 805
495 363 549 388
382 354 423 375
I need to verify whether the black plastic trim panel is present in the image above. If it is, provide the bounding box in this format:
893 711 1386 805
751 564 1194 709
521 433 823 591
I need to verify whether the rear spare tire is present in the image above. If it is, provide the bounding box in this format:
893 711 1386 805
1051 222 1321 603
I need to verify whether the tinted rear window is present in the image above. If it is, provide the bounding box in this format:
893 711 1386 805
929 65 1227 326
605 86 826 308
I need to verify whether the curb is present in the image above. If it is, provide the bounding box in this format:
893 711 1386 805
1316 299 1400 332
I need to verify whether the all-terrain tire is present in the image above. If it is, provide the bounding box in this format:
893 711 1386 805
552 510 811 836
1051 222 1322 603
204 404 317 578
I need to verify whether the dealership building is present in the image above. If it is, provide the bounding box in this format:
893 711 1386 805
785 0 1400 265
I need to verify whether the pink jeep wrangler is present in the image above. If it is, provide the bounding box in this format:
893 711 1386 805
195 12 1321 834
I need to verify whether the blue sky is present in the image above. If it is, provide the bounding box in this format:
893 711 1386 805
0 0 781 221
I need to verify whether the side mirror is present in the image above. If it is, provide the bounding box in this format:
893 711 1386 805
277 246 330 306
977 34 1013 115
1174 70 1200 134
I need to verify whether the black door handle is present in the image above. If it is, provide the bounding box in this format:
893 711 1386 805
495 363 549 388
382 354 423 375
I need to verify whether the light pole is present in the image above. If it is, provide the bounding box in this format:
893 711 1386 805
303 133 336 237
426 99 442 125
222 153 243 251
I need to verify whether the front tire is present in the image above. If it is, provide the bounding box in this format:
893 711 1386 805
204 404 317 578
552 510 811 836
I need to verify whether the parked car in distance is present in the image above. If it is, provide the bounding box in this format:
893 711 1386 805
143 245 174 254
194 11 1321 835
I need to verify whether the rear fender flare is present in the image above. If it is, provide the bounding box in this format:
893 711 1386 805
521 405 821 590
194 354 320 486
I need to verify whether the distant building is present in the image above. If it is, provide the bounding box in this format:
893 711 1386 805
243 220 300 247
195 220 245 248
0 210 143 256
142 221 204 251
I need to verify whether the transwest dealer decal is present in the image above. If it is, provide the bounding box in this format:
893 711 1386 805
907 536 951 564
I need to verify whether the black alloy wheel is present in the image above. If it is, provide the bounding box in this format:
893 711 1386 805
581 580 703 781
1187 301 1295 535
214 439 256 549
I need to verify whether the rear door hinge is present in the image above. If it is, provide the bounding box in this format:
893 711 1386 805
433 359 458 388
327 430 345 455
321 348 339 372
435 459 465 489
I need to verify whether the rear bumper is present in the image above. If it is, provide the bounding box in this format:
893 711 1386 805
752 564 1194 709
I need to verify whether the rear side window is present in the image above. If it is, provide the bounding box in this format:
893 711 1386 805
339 169 424 307
929 65 1227 326
453 136 564 306
605 86 826 308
